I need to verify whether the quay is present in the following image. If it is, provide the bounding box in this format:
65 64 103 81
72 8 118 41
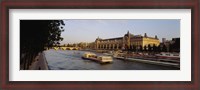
113 56 180 68
29 52 49 70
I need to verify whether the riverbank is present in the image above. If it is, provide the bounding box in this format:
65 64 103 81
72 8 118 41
29 52 49 70
113 56 180 68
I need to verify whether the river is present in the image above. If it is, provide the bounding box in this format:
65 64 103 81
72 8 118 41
44 49 179 70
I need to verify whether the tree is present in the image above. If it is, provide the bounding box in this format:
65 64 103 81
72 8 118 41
157 45 161 52
139 45 143 52
169 38 180 52
169 44 173 52
67 43 71 47
144 45 147 52
20 20 65 69
132 45 136 52
153 44 157 52
148 44 151 52
162 44 167 52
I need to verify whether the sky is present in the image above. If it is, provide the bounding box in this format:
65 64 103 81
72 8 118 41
60 19 180 44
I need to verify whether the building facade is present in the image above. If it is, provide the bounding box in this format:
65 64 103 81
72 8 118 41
95 31 160 50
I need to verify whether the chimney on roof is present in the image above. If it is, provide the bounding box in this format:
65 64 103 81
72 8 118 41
155 35 158 39
144 33 147 37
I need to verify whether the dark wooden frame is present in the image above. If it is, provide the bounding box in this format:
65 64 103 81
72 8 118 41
0 0 199 90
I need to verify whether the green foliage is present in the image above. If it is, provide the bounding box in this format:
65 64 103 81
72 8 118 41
144 45 147 52
148 44 151 52
139 45 143 52
169 38 180 52
162 44 167 52
20 20 65 69
153 44 157 52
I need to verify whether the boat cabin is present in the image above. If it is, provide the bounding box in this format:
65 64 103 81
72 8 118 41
83 52 97 58
97 56 113 62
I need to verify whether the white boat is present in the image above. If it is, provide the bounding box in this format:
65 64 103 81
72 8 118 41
155 52 180 60
82 52 113 64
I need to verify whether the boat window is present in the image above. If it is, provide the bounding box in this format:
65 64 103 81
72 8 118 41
89 55 95 57
166 54 170 56
173 54 179 56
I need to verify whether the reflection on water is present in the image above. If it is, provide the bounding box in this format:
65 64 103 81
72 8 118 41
44 49 178 70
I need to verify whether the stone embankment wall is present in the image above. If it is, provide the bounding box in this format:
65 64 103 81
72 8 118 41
29 52 49 70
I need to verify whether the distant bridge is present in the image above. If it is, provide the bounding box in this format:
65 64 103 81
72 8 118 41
46 47 80 50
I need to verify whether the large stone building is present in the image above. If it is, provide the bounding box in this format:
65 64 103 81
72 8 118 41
95 31 160 50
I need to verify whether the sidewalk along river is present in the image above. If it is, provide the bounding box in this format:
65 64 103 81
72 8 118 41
44 49 179 70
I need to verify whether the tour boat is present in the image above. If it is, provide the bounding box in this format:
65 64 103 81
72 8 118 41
155 52 180 60
82 52 113 64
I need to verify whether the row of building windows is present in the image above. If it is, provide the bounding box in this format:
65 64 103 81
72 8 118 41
97 44 122 49
98 40 122 43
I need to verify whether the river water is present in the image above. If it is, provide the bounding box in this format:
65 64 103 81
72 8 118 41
44 49 178 70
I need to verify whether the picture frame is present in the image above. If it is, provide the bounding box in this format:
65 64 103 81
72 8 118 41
0 0 199 90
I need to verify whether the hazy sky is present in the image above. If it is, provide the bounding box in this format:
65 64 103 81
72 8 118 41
60 19 180 44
